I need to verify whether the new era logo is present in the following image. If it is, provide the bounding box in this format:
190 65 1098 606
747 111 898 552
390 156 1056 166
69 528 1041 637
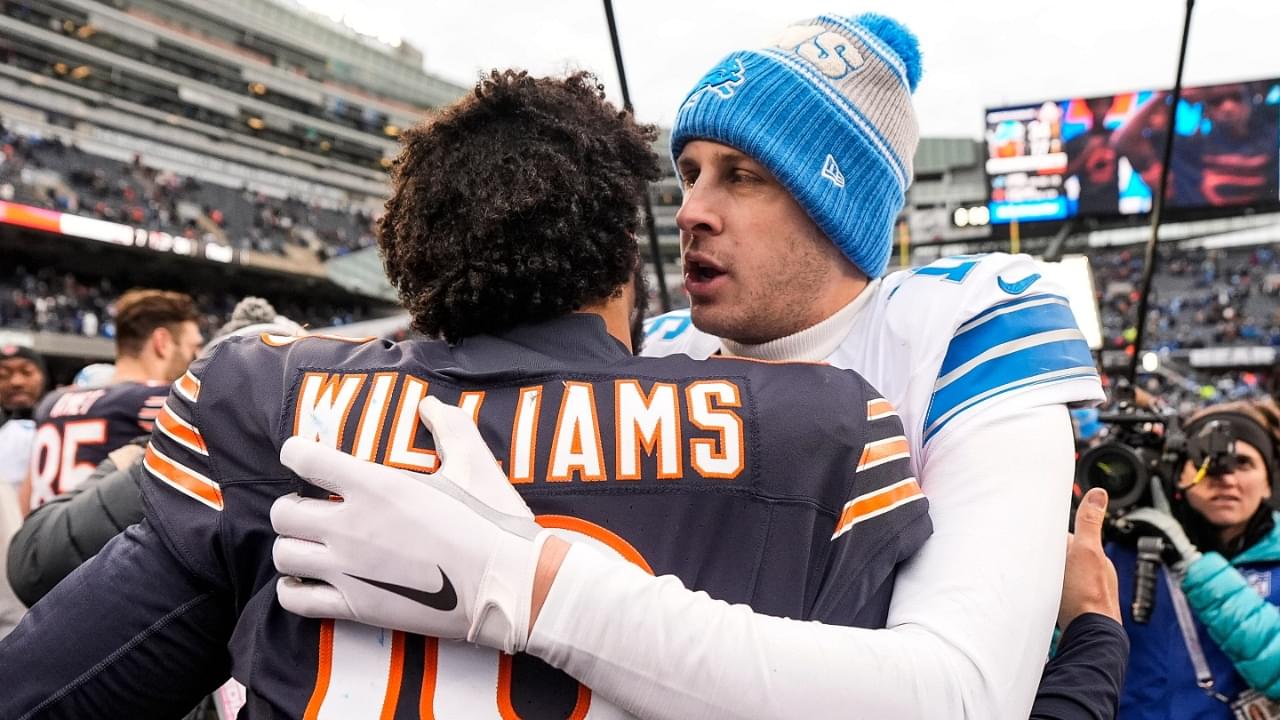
822 154 845 188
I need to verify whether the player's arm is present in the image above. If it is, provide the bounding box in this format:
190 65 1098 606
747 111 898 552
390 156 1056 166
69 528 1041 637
7 440 145 606
274 399 1050 720
1 357 239 718
842 261 1100 717
0 514 233 718
17 471 31 519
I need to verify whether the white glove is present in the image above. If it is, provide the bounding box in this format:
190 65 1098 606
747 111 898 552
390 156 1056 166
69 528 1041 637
272 396 550 654
1118 507 1203 572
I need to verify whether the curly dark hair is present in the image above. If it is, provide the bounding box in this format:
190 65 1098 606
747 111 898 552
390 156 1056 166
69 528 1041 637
378 69 661 342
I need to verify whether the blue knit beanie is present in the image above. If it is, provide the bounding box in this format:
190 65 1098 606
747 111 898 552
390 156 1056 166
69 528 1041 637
671 13 922 278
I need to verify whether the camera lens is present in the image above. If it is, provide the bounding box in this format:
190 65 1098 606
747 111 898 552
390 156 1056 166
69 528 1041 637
1077 443 1148 510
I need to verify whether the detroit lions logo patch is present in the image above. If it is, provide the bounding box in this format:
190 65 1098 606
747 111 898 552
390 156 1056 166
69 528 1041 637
682 58 746 109
774 24 864 80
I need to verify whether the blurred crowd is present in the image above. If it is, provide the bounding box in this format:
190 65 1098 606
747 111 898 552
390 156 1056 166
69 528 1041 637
1093 245 1280 351
0 265 372 339
0 124 378 259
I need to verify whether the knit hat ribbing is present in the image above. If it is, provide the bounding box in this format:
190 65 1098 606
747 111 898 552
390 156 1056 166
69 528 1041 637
671 13 922 278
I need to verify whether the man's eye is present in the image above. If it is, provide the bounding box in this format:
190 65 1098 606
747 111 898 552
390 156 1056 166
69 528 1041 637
730 170 759 184
679 173 697 189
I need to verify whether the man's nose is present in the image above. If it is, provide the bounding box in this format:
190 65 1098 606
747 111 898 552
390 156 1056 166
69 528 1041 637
675 181 723 239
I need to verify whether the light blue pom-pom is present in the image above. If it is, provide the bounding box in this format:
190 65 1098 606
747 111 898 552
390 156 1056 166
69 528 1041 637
852 12 922 92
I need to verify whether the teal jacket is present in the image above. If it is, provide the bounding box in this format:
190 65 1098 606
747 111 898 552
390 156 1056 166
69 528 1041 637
1183 515 1280 698
1110 514 1280 718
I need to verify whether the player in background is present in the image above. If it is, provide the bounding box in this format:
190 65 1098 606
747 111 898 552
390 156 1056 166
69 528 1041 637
0 70 929 719
0 345 47 638
21 289 202 513
635 12 1104 718
0 345 47 490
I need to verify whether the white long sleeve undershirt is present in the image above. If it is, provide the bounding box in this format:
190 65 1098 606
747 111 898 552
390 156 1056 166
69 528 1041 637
527 403 1074 720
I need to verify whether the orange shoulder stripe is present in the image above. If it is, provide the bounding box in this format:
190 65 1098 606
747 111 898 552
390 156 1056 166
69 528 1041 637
832 478 923 540
857 436 910 472
174 371 201 402
143 444 222 510
867 398 897 421
156 403 208 455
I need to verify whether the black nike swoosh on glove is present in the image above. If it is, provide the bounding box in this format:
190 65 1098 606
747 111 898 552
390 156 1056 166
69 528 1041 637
344 569 458 611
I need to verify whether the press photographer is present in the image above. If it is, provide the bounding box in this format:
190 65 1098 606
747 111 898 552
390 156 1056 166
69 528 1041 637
1099 399 1280 719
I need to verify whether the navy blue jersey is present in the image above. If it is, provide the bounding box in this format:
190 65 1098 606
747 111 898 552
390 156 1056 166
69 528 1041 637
0 315 930 719
27 381 168 509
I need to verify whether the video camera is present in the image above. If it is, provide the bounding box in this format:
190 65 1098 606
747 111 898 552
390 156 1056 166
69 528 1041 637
1075 401 1246 516
1074 396 1247 622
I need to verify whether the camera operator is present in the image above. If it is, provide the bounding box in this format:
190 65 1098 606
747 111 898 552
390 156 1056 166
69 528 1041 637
1107 398 1280 719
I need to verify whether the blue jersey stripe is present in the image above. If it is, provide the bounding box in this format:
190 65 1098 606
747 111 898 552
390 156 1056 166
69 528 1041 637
644 311 692 340
941 299 1080 377
955 292 1071 334
923 369 1100 443
925 336 1095 435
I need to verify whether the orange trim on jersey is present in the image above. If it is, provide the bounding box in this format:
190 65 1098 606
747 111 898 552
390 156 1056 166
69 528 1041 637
547 382 607 482
261 332 377 347
685 380 745 480
857 436 910 472
291 372 366 449
867 398 897 421
497 653 591 720
352 372 397 461
537 514 654 574
419 637 438 720
614 380 683 481
378 631 406 720
303 619 335 720
832 478 923 540
174 371 201 402
383 376 437 473
156 403 208 455
508 386 543 484
458 391 486 424
143 444 223 510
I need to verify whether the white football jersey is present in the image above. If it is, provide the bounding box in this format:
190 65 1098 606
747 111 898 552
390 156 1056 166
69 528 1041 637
642 253 1105 469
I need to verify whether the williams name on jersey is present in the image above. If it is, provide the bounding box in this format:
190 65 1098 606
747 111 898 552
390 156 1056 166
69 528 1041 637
4 314 930 720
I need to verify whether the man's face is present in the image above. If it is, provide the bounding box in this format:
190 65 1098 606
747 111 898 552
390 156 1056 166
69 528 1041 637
675 140 858 345
0 357 45 411
1203 89 1251 135
162 321 204 383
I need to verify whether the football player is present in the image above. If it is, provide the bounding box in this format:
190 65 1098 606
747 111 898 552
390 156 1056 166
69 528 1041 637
21 289 202 513
270 14 1110 719
0 70 929 719
638 12 1104 718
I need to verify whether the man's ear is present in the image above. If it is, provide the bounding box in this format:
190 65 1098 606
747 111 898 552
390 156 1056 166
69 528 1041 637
151 325 174 359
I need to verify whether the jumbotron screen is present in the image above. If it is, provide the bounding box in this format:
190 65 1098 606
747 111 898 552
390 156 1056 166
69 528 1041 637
984 78 1280 224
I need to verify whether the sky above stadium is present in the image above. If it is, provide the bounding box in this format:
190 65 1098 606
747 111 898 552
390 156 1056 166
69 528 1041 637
299 0 1280 139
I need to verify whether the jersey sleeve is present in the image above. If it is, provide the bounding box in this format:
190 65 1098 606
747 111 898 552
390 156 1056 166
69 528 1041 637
812 388 931 623
139 355 228 586
918 253 1104 446
0 519 233 719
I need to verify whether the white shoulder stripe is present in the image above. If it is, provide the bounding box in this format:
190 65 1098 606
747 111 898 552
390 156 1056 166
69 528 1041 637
934 328 1085 391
